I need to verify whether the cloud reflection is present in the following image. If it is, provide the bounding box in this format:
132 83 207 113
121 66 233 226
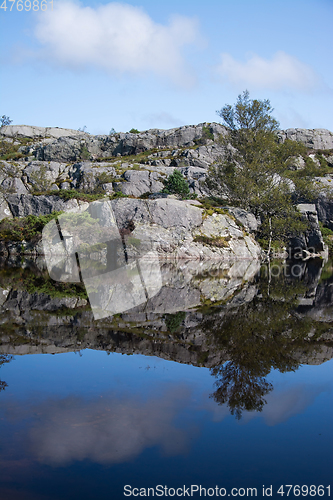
204 380 332 426
26 387 193 465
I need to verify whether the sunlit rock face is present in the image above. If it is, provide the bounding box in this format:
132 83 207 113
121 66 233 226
38 198 261 263
1 124 332 217
40 198 261 318
276 128 333 150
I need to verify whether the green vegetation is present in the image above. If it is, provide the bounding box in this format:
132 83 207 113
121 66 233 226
206 90 309 251
162 169 195 199
195 124 214 145
31 189 104 203
203 266 330 419
165 311 186 333
0 211 62 242
319 222 333 253
80 144 90 160
109 191 128 199
129 128 140 134
0 116 12 127
0 353 13 393
29 164 54 193
193 235 231 247
0 266 87 299
0 136 32 161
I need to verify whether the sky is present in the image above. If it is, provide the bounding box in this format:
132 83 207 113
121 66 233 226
1 0 332 135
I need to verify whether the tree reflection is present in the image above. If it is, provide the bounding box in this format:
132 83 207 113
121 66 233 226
211 363 273 419
206 261 327 419
0 354 13 393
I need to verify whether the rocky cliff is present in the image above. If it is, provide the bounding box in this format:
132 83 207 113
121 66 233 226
1 123 332 259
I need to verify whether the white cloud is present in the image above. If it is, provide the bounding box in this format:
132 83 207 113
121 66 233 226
34 1 201 86
215 51 320 91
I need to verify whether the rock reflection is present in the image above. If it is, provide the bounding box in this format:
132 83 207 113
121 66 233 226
207 259 328 418
0 256 332 419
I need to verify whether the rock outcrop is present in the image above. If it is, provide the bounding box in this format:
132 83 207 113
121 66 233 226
289 204 328 258
1 123 333 201
0 196 261 260
0 125 88 139
277 128 333 150
312 176 333 230
1 122 333 259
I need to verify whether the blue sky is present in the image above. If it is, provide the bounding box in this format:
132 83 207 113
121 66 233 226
1 0 332 134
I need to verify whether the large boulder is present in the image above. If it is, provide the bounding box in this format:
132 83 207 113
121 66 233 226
311 176 333 230
289 204 327 257
5 194 88 217
23 161 70 186
277 128 333 150
226 207 259 233
114 170 164 197
0 194 12 221
0 125 88 140
1 177 28 195
108 198 261 260
70 162 117 191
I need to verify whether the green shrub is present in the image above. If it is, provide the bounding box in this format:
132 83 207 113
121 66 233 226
110 191 128 199
129 128 140 134
165 311 186 333
193 235 231 247
29 165 54 193
80 145 90 160
139 192 151 199
194 125 214 146
0 137 33 160
0 266 87 299
163 169 190 198
319 222 333 255
319 223 333 237
53 189 103 202
0 211 62 242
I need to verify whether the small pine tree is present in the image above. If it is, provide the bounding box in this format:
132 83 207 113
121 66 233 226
0 115 12 127
163 169 190 198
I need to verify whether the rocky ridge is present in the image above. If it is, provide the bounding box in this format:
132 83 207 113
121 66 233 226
1 123 333 259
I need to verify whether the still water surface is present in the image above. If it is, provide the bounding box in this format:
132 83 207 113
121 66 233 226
0 257 332 499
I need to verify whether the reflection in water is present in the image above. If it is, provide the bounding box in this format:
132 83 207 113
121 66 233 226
211 363 274 419
0 256 332 422
25 388 192 465
0 350 332 499
0 254 332 497
206 259 330 418
0 354 13 393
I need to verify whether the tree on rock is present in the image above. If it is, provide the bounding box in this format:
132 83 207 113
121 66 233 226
0 115 12 127
163 169 190 198
205 91 306 251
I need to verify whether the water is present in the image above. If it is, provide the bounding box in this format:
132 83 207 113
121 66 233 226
0 257 332 499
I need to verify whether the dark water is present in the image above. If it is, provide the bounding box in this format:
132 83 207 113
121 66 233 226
0 257 332 499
